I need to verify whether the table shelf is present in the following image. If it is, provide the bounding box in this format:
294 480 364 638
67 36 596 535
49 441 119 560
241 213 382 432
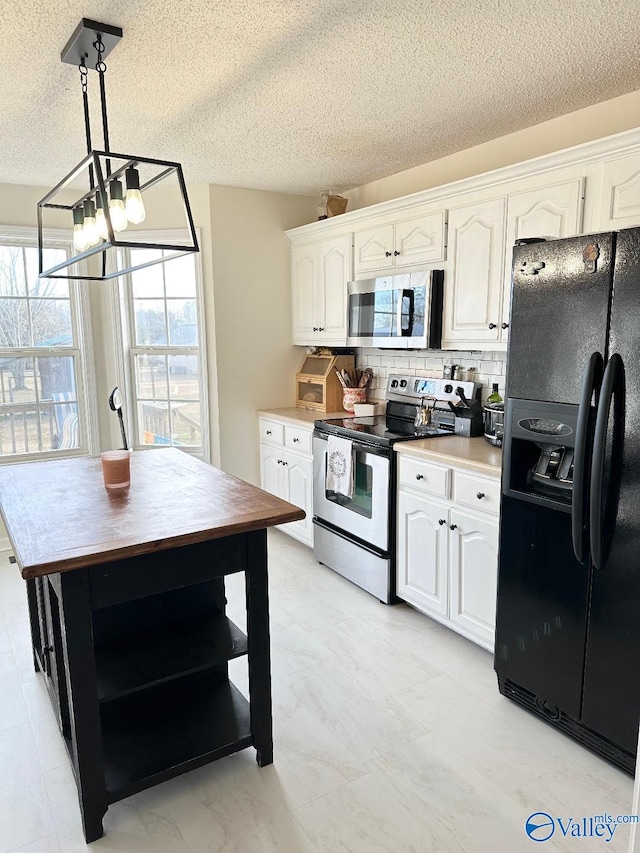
95 610 248 703
102 672 252 803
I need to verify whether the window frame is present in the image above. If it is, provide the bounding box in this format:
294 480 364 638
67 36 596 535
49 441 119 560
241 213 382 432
114 229 210 462
0 226 99 463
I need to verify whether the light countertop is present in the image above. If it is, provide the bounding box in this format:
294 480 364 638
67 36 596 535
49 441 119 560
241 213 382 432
257 407 345 427
395 435 502 476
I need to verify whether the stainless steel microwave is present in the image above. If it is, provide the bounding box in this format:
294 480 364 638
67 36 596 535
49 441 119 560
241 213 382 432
347 270 443 349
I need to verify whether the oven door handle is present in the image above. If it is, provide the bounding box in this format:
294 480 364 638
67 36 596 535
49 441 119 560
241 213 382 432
313 431 391 458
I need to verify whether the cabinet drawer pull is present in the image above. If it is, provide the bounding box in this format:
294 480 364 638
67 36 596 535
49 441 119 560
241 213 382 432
450 524 458 531
277 459 282 464
488 323 497 329
385 251 392 257
266 430 272 435
293 437 299 443
438 518 446 526
415 474 424 480
477 492 485 500
501 322 509 330
393 250 400 256
282 461 288 466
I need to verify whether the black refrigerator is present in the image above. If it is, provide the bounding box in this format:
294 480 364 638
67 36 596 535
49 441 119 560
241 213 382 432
495 227 640 774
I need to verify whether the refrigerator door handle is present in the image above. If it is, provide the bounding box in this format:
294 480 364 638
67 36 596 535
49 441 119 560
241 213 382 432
572 351 603 563
589 353 625 570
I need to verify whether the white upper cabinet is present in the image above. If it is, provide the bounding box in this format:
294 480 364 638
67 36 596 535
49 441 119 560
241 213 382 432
353 207 446 276
292 233 351 346
318 235 351 342
598 151 640 230
292 242 319 344
500 178 584 343
444 197 506 346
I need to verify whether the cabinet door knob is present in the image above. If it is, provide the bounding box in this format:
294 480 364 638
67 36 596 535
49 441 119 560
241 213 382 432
450 524 458 531
266 430 272 435
313 326 318 331
393 250 400 256
42 644 53 657
415 474 424 480
293 437 299 443
477 492 485 500
319 327 324 332
385 251 392 257
277 459 282 464
438 518 446 526
283 461 288 466
488 323 497 329
501 322 509 330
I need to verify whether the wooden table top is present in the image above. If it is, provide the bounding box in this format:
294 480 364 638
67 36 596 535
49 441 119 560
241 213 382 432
0 449 305 579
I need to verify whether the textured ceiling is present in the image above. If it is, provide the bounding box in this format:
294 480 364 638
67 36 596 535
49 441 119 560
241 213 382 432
1 0 639 194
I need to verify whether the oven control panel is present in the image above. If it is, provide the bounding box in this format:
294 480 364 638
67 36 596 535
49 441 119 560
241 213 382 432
386 374 479 405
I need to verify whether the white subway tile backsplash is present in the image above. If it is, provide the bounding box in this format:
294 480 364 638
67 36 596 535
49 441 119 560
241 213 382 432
356 347 506 399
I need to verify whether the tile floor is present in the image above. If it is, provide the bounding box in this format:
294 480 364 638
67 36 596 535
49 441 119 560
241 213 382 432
0 530 634 852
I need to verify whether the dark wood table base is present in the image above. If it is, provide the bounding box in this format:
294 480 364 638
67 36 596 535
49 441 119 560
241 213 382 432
29 529 273 843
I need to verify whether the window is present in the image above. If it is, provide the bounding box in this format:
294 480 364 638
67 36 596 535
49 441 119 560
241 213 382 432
120 244 208 458
0 238 90 459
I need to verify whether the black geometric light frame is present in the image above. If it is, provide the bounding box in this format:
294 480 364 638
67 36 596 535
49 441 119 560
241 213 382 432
37 19 199 281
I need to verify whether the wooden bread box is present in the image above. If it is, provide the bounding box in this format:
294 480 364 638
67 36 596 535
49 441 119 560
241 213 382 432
296 353 355 411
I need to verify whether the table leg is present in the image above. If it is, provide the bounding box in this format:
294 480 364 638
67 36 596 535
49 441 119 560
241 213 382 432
58 569 108 842
245 529 273 766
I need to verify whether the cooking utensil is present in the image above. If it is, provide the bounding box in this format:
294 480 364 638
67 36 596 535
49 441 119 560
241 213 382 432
108 386 129 450
456 386 471 408
335 369 348 389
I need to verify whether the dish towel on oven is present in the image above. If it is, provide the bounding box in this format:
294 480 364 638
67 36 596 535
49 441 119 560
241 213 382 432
326 434 354 497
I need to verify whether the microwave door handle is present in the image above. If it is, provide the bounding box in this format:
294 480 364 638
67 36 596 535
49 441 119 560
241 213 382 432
396 289 414 337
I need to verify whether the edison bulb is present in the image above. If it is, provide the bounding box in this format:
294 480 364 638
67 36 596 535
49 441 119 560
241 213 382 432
73 223 88 252
95 206 109 240
82 200 100 248
109 198 128 232
125 189 146 224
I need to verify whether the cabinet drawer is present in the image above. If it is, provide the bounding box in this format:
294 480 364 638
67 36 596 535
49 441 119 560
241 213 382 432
453 471 500 515
284 425 312 454
398 456 450 498
259 419 284 446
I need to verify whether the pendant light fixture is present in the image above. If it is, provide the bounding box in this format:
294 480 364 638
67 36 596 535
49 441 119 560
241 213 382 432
37 19 198 281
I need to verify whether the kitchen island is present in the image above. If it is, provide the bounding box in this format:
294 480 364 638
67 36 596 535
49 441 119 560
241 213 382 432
0 448 304 843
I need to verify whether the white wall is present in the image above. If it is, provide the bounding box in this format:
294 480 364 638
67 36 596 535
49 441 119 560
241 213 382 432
208 185 316 484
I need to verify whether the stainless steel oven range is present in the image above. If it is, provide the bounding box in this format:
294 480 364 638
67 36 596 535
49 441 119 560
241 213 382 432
313 373 480 602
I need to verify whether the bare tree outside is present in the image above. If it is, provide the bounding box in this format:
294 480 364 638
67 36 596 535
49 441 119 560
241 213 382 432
0 244 80 456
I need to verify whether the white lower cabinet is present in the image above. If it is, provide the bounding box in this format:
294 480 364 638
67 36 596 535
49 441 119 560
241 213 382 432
259 418 313 547
449 508 498 649
396 455 500 651
396 491 449 617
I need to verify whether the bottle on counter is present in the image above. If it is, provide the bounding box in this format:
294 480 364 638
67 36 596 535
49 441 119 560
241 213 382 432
487 383 503 404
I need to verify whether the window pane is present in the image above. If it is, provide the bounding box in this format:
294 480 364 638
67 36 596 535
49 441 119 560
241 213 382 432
0 299 29 347
0 359 78 457
167 300 198 345
131 250 164 298
32 300 73 347
36 357 77 401
138 400 171 445
168 355 199 399
0 246 26 296
171 401 200 446
135 354 168 400
164 253 196 297
0 357 36 402
134 300 166 345
26 248 69 297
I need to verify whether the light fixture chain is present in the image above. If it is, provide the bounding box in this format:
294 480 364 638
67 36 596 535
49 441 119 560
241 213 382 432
94 33 111 171
78 56 88 93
